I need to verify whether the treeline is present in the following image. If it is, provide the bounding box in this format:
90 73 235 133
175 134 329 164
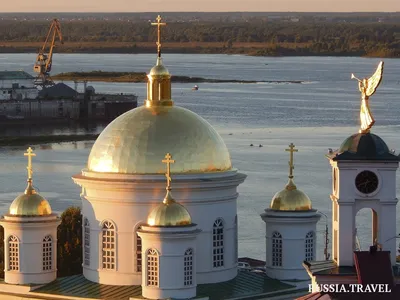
1 20 400 57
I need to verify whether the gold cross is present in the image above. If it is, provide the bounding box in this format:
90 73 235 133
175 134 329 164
285 143 298 178
151 15 167 58
24 147 36 180
162 153 175 189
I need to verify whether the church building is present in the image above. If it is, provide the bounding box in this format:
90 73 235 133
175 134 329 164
0 16 399 300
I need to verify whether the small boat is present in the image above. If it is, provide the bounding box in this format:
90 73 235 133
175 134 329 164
192 85 199 91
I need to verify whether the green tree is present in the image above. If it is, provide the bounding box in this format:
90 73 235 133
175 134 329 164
57 206 83 277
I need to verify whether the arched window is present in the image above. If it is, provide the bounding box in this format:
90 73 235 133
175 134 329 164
184 248 193 286
213 218 224 268
305 231 314 261
135 224 143 272
84 218 90 266
8 235 19 271
146 249 158 286
272 231 282 267
102 221 116 270
43 235 52 271
234 215 238 265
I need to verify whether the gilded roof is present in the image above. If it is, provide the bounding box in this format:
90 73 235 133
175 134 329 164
87 105 232 174
9 182 52 216
147 190 192 227
270 178 312 211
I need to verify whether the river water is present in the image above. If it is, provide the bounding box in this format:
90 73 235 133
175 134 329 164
1 53 400 260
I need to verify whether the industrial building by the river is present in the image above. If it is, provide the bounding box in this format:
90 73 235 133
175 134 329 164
0 70 137 123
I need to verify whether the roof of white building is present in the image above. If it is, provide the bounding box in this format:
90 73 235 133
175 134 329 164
0 71 34 80
13 271 297 300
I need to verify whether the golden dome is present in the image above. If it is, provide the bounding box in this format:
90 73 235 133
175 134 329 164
9 181 52 216
149 57 170 76
270 178 312 211
147 190 192 226
87 105 232 174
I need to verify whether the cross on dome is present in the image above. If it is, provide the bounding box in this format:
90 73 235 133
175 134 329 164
24 147 36 181
151 15 167 58
285 143 298 179
162 153 175 190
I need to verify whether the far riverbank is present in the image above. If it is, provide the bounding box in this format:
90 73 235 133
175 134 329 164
52 71 305 84
0 42 398 58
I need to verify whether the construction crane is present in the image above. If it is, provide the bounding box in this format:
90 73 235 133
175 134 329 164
33 19 63 88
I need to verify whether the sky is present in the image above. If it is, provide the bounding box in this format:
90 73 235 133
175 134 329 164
2 0 400 13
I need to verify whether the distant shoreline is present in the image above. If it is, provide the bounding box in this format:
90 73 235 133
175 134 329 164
0 41 396 58
52 71 305 84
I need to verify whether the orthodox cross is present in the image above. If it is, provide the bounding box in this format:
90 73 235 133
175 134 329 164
24 147 36 180
151 15 167 58
285 143 298 179
162 153 175 189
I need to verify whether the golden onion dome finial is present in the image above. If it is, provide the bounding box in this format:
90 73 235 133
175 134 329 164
151 15 166 59
269 144 312 211
146 15 173 108
146 153 192 226
8 147 52 216
285 142 298 180
24 146 37 195
162 152 175 204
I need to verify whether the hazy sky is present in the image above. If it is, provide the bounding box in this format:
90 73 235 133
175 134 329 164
2 0 400 13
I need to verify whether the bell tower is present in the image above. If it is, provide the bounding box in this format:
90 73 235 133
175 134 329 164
328 134 399 266
327 61 399 266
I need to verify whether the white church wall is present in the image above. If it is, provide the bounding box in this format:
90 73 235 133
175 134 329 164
262 211 320 281
75 171 245 286
139 226 199 300
0 216 59 285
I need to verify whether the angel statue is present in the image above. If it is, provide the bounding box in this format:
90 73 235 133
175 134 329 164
351 61 384 133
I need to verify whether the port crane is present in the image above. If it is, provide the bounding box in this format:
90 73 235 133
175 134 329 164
33 19 63 88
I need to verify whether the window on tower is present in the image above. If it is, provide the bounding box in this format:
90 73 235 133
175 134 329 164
213 218 224 268
184 248 194 286
305 231 315 261
8 235 19 271
272 231 282 267
84 218 90 266
102 220 116 270
146 248 159 286
43 235 52 271
135 224 143 272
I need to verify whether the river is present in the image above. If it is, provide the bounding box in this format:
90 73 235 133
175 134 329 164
1 53 400 260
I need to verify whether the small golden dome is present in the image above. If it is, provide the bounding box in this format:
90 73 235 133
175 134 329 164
147 190 192 226
149 57 170 76
87 105 232 174
9 181 52 216
270 178 312 211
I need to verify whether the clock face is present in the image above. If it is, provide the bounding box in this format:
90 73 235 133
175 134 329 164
355 171 379 194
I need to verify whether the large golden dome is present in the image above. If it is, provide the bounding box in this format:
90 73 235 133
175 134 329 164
9 181 52 216
87 105 232 174
147 190 192 227
270 178 312 211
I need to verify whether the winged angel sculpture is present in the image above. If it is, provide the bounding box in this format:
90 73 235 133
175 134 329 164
351 61 384 133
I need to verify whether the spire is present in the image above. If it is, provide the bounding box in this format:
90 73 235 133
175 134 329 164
145 15 173 108
285 143 298 191
23 147 37 195
161 152 175 204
